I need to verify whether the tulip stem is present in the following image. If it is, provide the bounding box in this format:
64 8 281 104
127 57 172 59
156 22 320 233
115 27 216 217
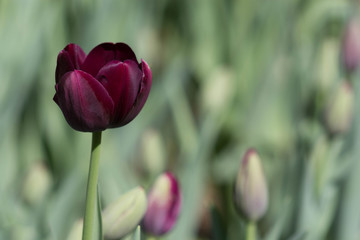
82 131 102 240
246 221 257 240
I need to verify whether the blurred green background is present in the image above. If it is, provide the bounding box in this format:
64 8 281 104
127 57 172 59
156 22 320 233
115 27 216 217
1 0 360 239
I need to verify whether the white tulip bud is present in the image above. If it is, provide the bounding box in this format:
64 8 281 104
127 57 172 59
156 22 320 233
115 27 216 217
102 186 147 239
234 149 268 221
325 81 354 135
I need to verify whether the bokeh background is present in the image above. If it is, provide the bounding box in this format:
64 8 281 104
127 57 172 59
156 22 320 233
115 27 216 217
1 0 360 239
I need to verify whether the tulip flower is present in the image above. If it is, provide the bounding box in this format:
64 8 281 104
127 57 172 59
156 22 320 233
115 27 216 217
324 81 354 135
142 172 182 236
54 42 152 132
342 19 360 74
234 149 268 221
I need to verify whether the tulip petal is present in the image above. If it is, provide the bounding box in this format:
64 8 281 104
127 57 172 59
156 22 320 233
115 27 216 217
54 70 114 132
55 44 86 83
162 173 182 234
96 60 142 126
81 42 137 77
121 59 152 125
142 172 181 236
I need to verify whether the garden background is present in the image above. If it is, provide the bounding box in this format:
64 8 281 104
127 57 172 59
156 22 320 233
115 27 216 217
0 0 359 239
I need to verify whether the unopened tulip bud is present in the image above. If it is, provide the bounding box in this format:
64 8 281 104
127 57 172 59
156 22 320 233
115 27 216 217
234 149 268 221
102 186 147 239
342 19 360 73
22 162 52 205
201 67 234 114
139 129 166 177
324 81 354 135
316 39 339 95
142 172 182 236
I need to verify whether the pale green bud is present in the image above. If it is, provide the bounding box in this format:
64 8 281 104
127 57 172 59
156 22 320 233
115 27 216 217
234 149 268 221
201 67 234 114
22 162 52 205
316 39 339 95
139 129 166 177
102 186 147 239
325 81 354 135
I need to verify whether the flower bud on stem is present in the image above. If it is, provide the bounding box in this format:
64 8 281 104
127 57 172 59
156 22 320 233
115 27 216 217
142 172 182 236
102 187 147 239
234 149 268 221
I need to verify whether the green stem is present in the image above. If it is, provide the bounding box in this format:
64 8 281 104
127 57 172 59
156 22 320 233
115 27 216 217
82 131 102 240
246 221 257 240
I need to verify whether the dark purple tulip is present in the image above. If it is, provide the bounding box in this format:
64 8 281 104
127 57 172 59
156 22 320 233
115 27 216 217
54 43 152 132
142 172 182 236
342 19 360 74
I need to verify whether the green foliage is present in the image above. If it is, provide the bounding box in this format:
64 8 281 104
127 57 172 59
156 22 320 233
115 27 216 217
0 0 359 239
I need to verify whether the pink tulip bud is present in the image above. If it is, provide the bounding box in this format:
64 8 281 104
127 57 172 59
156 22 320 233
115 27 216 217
234 149 268 221
342 19 360 73
142 172 182 236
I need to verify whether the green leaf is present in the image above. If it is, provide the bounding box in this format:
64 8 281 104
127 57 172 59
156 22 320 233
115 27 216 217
133 225 141 240
210 205 226 240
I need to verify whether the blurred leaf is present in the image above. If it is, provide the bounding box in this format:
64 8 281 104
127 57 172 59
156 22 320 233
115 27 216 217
210 205 226 240
132 225 140 240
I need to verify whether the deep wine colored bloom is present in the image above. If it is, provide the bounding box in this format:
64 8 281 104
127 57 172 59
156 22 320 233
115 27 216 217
54 43 152 132
142 172 182 236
